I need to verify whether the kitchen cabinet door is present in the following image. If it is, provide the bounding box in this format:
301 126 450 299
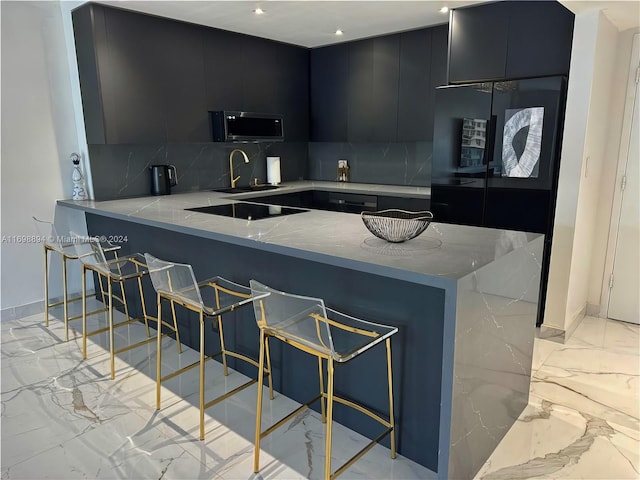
310 45 349 141
448 2 509 84
372 35 400 141
101 7 168 143
505 1 574 79
347 39 375 141
163 21 208 142
203 29 245 113
397 29 431 142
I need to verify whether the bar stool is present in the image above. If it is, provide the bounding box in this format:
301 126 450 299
144 253 274 441
249 280 398 480
70 233 178 379
33 217 119 341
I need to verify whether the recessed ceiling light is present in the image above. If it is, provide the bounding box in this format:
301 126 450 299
440 6 449 13
253 8 265 15
335 29 344 36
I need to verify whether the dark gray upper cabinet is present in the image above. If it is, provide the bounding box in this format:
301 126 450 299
73 3 309 144
371 35 400 141
397 28 432 142
448 2 509 84
162 20 208 142
347 39 375 141
310 45 349 141
505 1 574 79
448 1 574 84
311 27 444 143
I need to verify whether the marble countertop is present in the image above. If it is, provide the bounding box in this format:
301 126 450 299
58 181 541 287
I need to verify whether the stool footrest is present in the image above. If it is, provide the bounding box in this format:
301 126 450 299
330 427 394 480
261 393 323 439
203 378 257 410
160 356 211 383
326 394 392 428
114 336 155 355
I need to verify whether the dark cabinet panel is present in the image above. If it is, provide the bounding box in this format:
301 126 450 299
448 1 574 83
310 45 348 141
347 40 375 141
429 25 449 140
448 2 509 84
397 29 431 142
505 1 574 79
162 21 208 142
73 3 309 145
203 29 245 113
377 195 430 211
102 8 168 143
372 35 400 141
72 4 107 144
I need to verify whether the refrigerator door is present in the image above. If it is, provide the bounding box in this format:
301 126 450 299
485 76 566 233
431 83 493 227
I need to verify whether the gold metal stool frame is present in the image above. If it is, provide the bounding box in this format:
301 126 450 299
145 254 274 441
34 217 118 341
250 281 397 480
73 234 181 380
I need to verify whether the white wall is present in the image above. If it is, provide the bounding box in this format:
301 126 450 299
1 1 80 311
545 10 635 333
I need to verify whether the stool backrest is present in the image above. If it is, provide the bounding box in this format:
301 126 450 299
69 232 109 274
33 217 62 247
144 253 203 309
249 280 334 357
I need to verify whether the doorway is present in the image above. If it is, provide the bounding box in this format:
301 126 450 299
606 34 639 324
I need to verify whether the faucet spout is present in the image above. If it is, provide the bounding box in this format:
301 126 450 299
229 149 249 188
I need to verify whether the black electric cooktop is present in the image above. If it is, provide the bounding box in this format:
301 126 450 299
186 202 308 221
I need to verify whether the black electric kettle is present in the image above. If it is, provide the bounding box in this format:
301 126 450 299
150 165 177 195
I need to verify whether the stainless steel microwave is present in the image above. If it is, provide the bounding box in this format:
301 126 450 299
211 111 284 142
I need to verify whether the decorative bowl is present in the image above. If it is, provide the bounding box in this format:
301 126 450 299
361 209 434 243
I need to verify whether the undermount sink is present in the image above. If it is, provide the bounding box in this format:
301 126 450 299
211 185 280 194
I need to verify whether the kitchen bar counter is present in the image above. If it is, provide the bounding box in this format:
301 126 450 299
58 182 543 479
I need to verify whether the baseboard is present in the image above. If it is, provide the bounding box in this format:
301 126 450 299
586 303 602 317
1 291 97 322
536 324 566 343
566 304 587 340
1 300 44 322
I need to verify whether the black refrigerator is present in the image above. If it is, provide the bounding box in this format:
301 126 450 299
431 76 567 325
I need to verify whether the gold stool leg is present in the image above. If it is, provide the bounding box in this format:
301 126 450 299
137 276 150 338
43 245 50 327
265 337 274 400
253 329 266 473
318 357 326 423
82 265 88 359
217 315 229 376
386 338 396 459
62 255 69 341
170 300 182 354
119 280 130 321
156 294 163 410
324 357 335 480
109 278 116 379
199 310 206 440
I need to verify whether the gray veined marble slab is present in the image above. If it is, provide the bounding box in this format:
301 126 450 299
1 302 436 480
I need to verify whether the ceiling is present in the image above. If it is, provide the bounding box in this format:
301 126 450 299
95 0 640 48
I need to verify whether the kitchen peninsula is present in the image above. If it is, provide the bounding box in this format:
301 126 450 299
58 181 543 479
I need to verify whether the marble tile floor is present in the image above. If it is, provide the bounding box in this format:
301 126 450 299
1 300 433 480
1 301 638 480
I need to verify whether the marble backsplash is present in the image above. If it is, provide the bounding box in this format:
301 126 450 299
88 142 308 201
308 142 432 186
